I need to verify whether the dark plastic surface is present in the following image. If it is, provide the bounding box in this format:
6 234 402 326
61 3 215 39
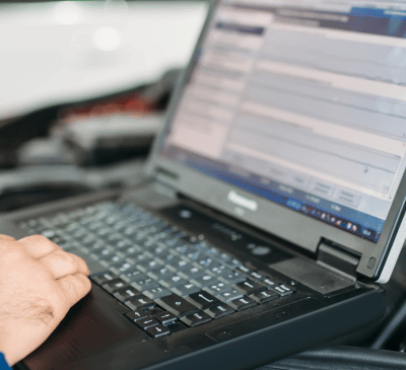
0 188 385 370
261 346 406 370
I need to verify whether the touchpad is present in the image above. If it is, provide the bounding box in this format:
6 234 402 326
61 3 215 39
23 285 143 369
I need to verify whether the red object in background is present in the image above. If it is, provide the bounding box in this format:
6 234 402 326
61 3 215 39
59 92 155 124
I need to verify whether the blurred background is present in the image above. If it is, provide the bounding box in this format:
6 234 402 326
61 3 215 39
0 0 208 212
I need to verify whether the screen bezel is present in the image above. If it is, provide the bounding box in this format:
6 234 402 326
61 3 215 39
145 0 406 280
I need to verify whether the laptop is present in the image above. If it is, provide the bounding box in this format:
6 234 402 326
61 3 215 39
5 0 406 369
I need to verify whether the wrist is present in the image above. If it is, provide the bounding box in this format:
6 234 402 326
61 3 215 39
0 352 12 369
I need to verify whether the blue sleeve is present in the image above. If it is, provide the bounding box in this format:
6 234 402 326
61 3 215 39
0 353 11 370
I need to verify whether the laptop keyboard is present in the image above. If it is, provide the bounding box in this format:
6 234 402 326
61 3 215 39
18 202 294 338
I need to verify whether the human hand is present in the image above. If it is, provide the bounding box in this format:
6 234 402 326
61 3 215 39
0 234 91 366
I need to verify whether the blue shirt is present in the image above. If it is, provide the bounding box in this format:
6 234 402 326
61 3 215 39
0 353 11 370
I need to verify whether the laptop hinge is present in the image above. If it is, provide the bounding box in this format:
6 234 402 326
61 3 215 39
151 180 177 199
316 240 360 281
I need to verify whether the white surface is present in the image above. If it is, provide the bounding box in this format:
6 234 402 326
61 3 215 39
0 1 208 120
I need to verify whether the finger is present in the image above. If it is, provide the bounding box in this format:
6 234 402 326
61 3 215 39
57 274 91 310
18 235 59 259
0 234 16 242
39 250 90 280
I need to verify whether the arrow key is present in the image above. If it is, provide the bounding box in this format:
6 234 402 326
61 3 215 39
204 303 234 319
154 311 177 325
181 311 212 327
135 317 159 330
125 309 149 323
146 324 170 338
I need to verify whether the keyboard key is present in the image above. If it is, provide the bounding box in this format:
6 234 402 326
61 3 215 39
145 324 170 338
174 244 195 255
106 233 123 243
249 271 264 281
128 252 153 265
227 296 257 311
87 240 105 252
171 283 201 297
249 290 279 304
120 269 144 283
216 289 243 303
162 254 182 265
205 247 220 258
153 250 171 263
102 279 129 293
117 246 142 258
261 277 276 287
234 280 264 295
236 265 251 274
187 291 220 309
180 311 211 327
96 228 114 237
160 237 182 248
143 286 172 300
159 274 188 289
185 251 204 261
91 247 113 259
218 271 246 285
148 244 167 256
131 275 160 291
114 239 132 250
219 252 232 264
206 262 227 275
196 257 217 268
113 287 142 302
110 261 134 275
203 281 230 296
154 311 177 325
136 260 163 273
91 271 119 285
229 258 243 268
272 285 294 297
156 294 198 317
168 258 191 271
190 273 217 288
100 255 122 267
204 303 234 319
147 266 175 280
178 265 205 280
135 317 159 330
80 234 97 247
125 309 149 323
125 295 155 310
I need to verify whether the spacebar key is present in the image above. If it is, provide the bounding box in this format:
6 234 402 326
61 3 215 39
156 294 198 317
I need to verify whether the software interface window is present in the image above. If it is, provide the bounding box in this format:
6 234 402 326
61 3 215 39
162 0 406 243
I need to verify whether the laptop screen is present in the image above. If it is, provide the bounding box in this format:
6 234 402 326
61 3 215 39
160 0 406 244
